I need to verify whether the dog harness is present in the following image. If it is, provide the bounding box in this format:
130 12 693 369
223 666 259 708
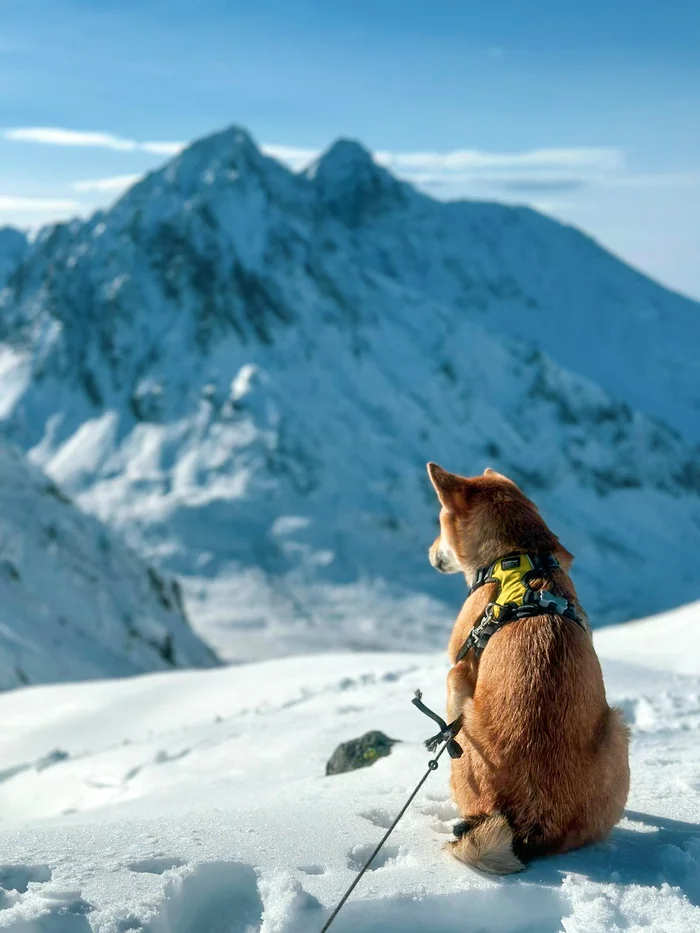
455 552 584 662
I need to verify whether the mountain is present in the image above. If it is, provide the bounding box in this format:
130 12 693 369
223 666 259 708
0 438 216 689
0 125 698 661
0 226 28 287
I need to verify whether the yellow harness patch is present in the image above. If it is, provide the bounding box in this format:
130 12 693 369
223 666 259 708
488 553 537 620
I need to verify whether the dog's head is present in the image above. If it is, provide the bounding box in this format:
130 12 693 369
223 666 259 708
426 463 572 583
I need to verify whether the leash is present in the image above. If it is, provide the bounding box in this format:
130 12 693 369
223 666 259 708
318 690 463 933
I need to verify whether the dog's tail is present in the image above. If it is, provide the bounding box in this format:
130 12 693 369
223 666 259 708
449 813 525 875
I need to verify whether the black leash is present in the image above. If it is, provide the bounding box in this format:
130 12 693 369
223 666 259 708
318 691 462 933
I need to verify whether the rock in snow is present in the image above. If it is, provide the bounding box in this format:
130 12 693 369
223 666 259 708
0 439 216 689
325 730 399 776
0 125 698 663
0 602 697 931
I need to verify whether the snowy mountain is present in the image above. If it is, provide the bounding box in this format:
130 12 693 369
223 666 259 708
0 226 27 287
0 602 697 932
0 125 698 660
0 438 216 689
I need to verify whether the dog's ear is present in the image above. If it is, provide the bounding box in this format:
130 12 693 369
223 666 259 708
554 544 574 571
483 467 519 487
427 462 468 511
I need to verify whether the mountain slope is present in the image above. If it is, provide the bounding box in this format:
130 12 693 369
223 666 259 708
0 126 698 659
306 139 700 440
0 226 27 287
0 439 217 689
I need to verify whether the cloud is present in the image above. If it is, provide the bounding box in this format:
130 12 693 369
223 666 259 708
2 128 627 189
374 147 624 174
261 143 625 191
73 174 142 193
261 144 317 171
0 195 80 212
393 171 595 190
3 127 184 156
490 177 590 194
140 140 184 156
599 172 700 190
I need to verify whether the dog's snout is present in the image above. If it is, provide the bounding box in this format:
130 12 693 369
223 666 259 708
429 539 448 572
429 536 461 574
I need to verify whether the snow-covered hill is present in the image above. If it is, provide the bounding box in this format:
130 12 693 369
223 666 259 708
0 126 698 659
0 603 697 932
0 439 216 689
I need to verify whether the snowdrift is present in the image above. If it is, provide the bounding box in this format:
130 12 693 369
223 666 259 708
0 602 697 931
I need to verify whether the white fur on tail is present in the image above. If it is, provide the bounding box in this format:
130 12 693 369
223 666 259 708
448 814 525 875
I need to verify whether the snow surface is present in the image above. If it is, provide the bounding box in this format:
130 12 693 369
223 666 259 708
0 439 216 689
0 603 698 932
0 126 699 658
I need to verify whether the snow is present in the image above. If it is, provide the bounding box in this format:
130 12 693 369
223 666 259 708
0 604 697 932
0 125 698 659
0 438 216 689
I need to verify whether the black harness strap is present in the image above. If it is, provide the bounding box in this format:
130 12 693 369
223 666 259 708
456 552 585 663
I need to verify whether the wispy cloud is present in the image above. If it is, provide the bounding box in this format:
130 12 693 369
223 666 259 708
7 126 696 236
0 195 80 212
261 142 626 192
374 147 624 173
73 174 143 193
413 175 590 194
2 128 625 184
3 127 183 156
599 172 700 189
261 144 317 171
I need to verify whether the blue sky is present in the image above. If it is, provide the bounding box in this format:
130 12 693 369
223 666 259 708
1 0 699 297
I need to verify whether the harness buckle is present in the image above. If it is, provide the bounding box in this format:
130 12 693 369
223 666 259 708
537 590 570 615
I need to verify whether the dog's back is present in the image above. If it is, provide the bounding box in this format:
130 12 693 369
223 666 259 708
453 612 629 866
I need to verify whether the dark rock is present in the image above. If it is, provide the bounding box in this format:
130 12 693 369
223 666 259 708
325 730 399 776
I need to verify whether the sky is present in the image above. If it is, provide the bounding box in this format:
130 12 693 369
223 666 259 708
1 0 699 298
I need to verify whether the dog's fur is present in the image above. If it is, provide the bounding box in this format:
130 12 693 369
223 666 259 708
427 463 630 874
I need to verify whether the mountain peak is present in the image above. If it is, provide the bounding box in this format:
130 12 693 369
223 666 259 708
306 138 407 223
174 124 265 174
186 124 260 160
310 138 376 177
136 124 276 199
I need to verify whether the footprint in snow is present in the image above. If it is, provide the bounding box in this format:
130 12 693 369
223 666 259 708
420 799 460 822
347 843 401 871
359 808 394 829
0 864 52 892
0 866 93 931
140 861 263 933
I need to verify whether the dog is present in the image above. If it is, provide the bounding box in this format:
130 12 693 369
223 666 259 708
427 462 629 874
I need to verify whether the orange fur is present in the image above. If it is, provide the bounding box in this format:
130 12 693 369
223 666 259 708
427 463 630 873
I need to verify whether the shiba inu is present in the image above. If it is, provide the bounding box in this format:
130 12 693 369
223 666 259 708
427 463 630 874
